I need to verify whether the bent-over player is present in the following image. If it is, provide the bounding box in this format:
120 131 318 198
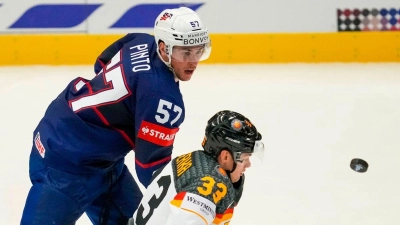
128 110 264 225
21 6 211 225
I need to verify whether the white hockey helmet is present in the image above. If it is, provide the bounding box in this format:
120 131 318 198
154 7 211 63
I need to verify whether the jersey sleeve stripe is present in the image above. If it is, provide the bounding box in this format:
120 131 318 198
170 192 186 207
174 192 186 200
212 208 234 224
135 155 171 168
170 199 182 207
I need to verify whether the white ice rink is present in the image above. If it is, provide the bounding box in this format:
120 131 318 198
1 63 400 225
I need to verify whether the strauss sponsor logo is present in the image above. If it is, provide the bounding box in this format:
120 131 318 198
141 126 176 141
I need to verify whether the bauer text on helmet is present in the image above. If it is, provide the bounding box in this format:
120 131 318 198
154 7 212 62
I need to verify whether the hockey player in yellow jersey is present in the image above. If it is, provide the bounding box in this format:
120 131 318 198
128 110 264 225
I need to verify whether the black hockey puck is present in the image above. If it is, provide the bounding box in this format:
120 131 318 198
350 158 368 173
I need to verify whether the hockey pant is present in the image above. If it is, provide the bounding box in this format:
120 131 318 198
20 158 142 225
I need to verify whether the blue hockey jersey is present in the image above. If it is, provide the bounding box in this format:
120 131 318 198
32 33 184 187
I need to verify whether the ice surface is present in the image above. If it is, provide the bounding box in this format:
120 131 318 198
2 63 400 225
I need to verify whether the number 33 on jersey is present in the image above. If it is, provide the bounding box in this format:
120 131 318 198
130 151 238 225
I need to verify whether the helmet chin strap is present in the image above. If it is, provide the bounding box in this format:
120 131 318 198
224 162 237 184
225 151 238 175
229 161 237 173
157 47 179 82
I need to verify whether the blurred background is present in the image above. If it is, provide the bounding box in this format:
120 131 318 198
0 0 399 65
1 1 400 225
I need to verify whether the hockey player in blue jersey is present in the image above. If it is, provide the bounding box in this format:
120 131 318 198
20 6 211 225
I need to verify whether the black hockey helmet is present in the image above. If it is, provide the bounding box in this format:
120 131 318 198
202 110 263 162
